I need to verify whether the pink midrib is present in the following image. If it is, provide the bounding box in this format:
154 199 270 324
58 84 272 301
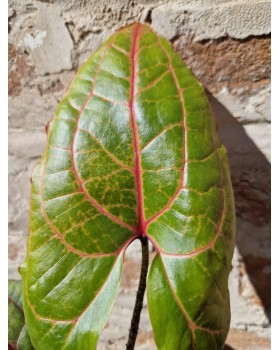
130 23 146 235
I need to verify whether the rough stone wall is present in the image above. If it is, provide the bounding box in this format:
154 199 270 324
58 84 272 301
8 0 271 349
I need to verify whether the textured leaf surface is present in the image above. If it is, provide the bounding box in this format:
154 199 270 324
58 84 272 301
8 280 34 350
21 23 235 349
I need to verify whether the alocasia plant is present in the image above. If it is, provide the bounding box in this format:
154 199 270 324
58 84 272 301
19 23 235 349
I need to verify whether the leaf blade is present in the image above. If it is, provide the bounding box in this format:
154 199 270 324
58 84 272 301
22 23 235 349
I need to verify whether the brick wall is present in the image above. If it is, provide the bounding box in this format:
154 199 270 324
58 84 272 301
8 1 271 348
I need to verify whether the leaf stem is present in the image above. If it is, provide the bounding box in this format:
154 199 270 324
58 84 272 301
126 236 149 350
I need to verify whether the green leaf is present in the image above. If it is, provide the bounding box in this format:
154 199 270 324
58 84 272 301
8 280 34 350
21 23 235 349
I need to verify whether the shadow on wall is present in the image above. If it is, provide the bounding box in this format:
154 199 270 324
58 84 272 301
208 92 271 322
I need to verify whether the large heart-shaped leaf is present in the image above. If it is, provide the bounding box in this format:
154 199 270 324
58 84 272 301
20 23 235 349
8 280 34 349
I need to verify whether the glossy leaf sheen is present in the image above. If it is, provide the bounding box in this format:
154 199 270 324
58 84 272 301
9 280 34 350
21 23 235 349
